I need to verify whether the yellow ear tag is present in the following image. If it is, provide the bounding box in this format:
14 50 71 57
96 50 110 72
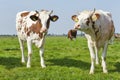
92 15 97 21
75 19 78 22
53 17 57 21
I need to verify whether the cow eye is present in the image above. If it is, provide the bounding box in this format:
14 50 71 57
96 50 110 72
30 15 38 21
86 18 90 26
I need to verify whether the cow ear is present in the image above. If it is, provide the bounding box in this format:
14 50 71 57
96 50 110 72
92 13 100 21
50 15 59 22
72 15 78 22
21 12 29 17
30 15 38 21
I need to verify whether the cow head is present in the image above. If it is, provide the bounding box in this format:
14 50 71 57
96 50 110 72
29 10 59 34
71 9 100 33
38 10 59 33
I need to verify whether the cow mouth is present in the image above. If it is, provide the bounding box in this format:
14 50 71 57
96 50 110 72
40 29 48 33
40 30 48 35
74 27 80 31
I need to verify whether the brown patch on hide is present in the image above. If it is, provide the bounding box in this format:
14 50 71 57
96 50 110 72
21 12 30 17
27 19 43 38
17 27 21 31
24 27 28 33
95 13 100 19
68 29 77 40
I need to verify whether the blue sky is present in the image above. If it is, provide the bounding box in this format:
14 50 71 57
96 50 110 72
0 0 119 35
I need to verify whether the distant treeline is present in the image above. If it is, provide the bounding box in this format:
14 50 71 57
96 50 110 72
0 34 17 37
1 33 120 37
0 33 85 37
1 33 120 39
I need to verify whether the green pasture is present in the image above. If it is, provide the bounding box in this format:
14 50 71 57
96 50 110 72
0 36 120 80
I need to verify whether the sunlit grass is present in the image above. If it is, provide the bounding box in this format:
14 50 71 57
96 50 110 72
0 36 120 80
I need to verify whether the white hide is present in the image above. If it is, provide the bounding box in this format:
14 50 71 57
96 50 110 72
16 10 52 68
73 10 115 74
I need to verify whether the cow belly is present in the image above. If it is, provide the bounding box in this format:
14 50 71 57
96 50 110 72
30 33 43 48
32 39 44 48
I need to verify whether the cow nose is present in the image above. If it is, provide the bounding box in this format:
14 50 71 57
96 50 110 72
75 25 80 29
41 28 47 33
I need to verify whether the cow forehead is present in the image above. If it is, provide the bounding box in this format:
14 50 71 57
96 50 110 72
29 11 38 16
40 10 50 14
39 11 50 19
40 13 49 19
78 12 90 20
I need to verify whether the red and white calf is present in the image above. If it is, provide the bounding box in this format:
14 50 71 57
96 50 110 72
71 9 115 74
16 10 59 68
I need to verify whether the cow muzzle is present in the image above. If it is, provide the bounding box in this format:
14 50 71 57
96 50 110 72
74 25 80 30
40 28 48 33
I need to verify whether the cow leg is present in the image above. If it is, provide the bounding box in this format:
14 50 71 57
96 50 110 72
109 35 114 44
39 47 46 68
27 39 32 68
88 42 95 74
18 38 25 63
101 42 108 73
95 46 99 65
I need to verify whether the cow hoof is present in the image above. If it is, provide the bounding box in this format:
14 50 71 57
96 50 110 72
96 62 99 65
41 65 46 68
27 65 31 68
89 71 94 74
103 70 108 73
21 60 25 63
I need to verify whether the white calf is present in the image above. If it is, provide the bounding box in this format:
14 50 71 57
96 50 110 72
72 9 115 74
16 10 59 68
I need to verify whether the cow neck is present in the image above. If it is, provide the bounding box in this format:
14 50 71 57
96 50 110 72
91 22 102 41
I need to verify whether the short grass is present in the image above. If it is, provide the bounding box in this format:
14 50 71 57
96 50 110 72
0 36 120 80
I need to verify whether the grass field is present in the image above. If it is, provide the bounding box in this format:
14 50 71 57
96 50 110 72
0 36 120 80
